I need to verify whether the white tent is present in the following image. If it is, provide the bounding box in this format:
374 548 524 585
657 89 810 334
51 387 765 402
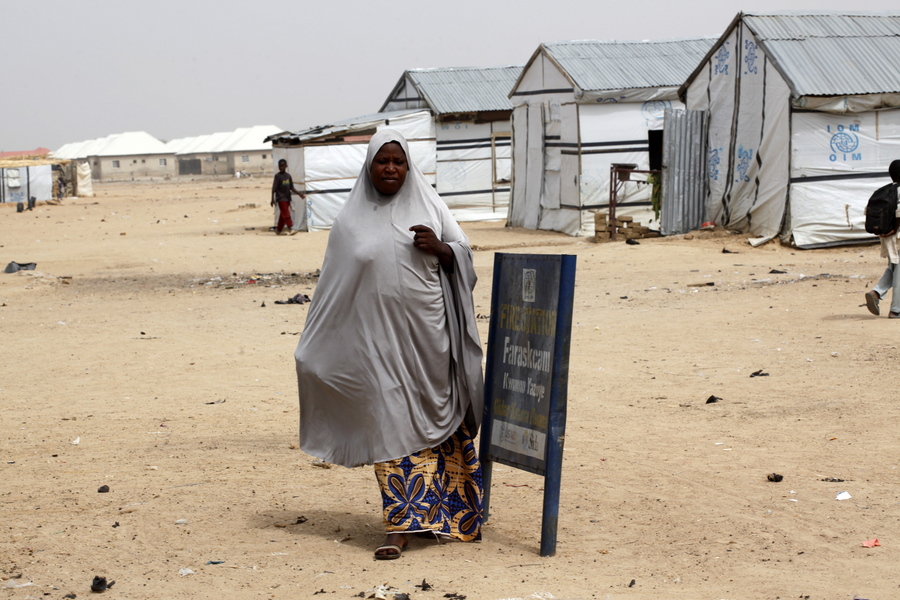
381 66 522 222
681 11 900 249
75 162 94 197
269 65 523 231
268 110 435 231
0 165 52 203
507 38 716 236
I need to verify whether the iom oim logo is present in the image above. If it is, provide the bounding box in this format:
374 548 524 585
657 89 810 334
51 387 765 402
828 124 861 162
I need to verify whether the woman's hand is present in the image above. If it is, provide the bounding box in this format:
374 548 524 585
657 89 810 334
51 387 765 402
410 225 453 271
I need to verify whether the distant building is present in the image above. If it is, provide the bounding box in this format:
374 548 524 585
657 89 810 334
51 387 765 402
54 132 175 181
0 148 50 159
167 125 282 176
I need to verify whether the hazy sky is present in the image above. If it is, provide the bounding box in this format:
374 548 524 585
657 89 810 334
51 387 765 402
2 1 897 152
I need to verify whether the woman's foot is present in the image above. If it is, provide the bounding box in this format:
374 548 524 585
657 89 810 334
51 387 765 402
374 533 407 560
865 290 881 315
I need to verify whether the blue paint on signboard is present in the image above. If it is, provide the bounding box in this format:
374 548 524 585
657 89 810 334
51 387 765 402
480 252 576 556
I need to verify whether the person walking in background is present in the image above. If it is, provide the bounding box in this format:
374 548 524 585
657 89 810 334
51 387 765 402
271 159 305 235
865 160 900 318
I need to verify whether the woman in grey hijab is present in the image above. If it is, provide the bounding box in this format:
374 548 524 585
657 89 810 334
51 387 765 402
295 129 484 559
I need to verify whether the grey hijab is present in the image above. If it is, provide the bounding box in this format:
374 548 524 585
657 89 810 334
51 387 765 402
295 129 484 467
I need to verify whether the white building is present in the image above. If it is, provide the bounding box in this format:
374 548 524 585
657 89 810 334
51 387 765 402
54 132 175 181
167 126 282 177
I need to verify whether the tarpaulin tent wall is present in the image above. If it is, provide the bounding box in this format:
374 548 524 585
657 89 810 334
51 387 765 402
381 67 522 223
681 11 900 249
75 162 94 197
507 38 717 236
267 110 435 232
267 66 523 232
0 165 52 203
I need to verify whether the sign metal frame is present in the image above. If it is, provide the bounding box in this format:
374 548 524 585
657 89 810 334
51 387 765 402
480 252 576 557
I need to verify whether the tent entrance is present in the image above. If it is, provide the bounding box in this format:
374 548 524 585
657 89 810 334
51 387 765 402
508 103 545 229
661 109 709 236
491 132 511 216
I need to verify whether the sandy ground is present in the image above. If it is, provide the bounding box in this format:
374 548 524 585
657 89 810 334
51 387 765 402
1 177 899 600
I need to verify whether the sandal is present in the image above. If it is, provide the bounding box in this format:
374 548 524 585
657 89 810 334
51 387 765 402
865 291 880 316
374 544 404 560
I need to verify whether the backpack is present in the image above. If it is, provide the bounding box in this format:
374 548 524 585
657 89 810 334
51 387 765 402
864 182 900 235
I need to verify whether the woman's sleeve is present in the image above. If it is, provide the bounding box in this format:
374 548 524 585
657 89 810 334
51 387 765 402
437 199 469 246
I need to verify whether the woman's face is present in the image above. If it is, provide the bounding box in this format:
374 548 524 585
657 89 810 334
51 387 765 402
370 142 408 196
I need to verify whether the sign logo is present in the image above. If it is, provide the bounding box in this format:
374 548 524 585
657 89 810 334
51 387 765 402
744 39 759 75
708 147 722 181
830 131 859 154
641 100 672 125
827 124 862 162
523 269 536 303
735 146 754 183
714 45 730 75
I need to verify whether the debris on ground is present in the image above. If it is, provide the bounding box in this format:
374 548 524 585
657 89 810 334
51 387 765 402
4 261 36 273
191 271 319 290
275 293 311 305
90 576 114 592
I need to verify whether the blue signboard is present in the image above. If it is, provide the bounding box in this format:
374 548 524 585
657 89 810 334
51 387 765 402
480 253 576 556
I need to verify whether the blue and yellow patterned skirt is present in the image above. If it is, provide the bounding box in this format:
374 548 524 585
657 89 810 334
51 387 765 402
373 424 483 541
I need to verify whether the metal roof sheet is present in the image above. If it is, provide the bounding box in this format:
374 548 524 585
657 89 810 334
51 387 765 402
221 125 282 152
742 12 900 96
55 135 116 159
186 132 233 154
404 66 523 114
268 109 429 144
93 132 171 157
164 136 197 154
542 38 717 92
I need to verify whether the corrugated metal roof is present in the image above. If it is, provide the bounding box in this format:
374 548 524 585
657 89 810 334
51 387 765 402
221 125 282 152
0 148 49 159
164 137 196 154
268 110 429 144
53 132 170 158
743 12 900 96
542 38 717 92
404 66 523 114
94 132 170 157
